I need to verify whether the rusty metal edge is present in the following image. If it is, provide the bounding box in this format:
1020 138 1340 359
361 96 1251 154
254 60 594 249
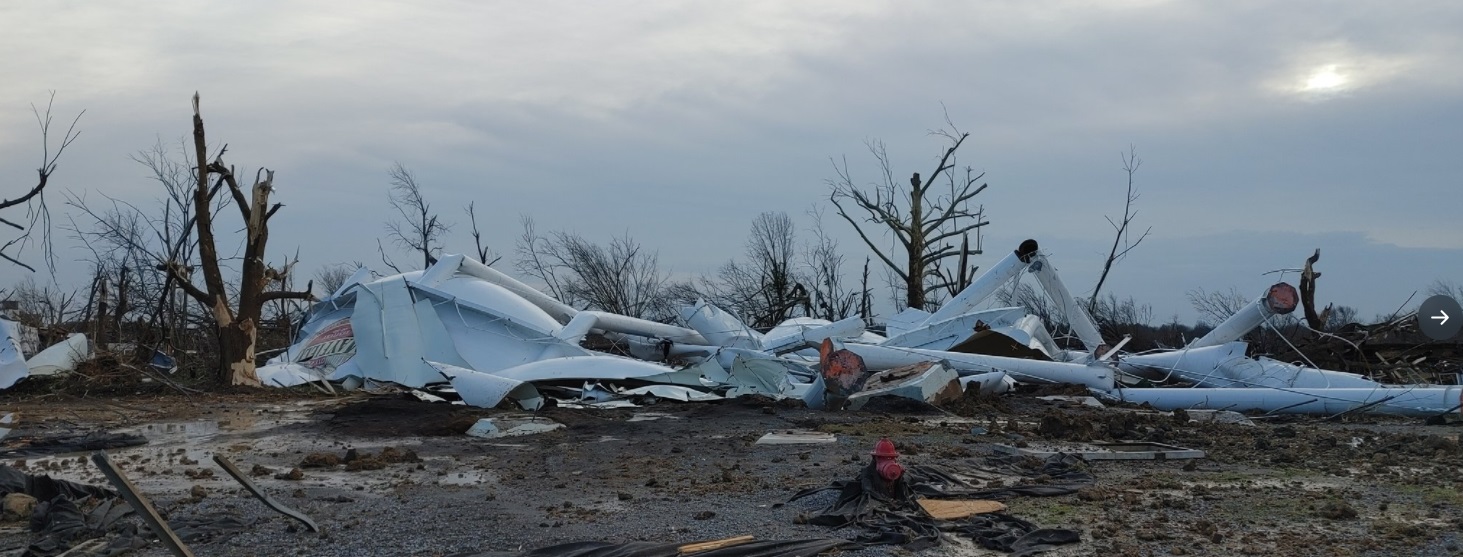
90 451 195 557
212 454 321 533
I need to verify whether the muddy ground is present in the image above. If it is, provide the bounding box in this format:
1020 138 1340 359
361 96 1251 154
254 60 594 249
0 387 1460 557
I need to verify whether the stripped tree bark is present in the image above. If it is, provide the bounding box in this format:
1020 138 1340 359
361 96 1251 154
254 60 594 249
828 115 989 311
1299 249 1331 330
164 94 313 386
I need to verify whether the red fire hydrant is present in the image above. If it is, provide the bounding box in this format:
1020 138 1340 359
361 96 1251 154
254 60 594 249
872 438 904 482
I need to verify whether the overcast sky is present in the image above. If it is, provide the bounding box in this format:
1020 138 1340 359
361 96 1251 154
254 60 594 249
1 0 1460 324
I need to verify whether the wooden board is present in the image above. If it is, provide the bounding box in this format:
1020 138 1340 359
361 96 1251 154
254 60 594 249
679 535 754 555
917 499 1007 520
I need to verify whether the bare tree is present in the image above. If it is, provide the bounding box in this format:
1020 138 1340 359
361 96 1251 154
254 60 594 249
1186 287 1250 326
829 114 989 311
1000 282 1062 330
1326 305 1358 330
705 212 806 329
1428 279 1463 301
2 93 83 272
516 219 672 320
8 276 80 345
803 208 862 322
66 136 226 369
1088 146 1152 313
158 94 313 386
385 163 450 269
1087 293 1154 329
314 263 361 295
464 201 501 266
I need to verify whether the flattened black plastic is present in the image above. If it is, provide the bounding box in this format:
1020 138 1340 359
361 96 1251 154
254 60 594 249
447 539 850 557
0 432 148 458
788 455 1086 553
1 465 119 501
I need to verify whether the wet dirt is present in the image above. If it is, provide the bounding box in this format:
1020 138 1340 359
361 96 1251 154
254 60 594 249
0 390 1458 557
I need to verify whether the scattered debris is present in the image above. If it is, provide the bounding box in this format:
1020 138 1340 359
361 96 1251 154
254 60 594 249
845 361 962 410
993 441 1206 461
450 539 851 557
755 431 836 445
465 417 566 438
214 455 320 533
90 451 195 557
789 439 1086 552
0 430 148 459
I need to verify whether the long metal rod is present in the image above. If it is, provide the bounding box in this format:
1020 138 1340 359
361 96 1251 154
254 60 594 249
213 455 320 532
90 451 195 557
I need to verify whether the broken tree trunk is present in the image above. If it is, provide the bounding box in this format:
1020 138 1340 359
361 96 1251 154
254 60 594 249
1299 249 1331 330
164 94 311 387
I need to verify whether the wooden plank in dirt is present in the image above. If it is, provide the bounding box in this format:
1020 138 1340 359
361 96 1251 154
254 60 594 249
917 499 1007 520
679 535 755 555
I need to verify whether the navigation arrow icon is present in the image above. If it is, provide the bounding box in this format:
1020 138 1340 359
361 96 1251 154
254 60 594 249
1420 295 1462 340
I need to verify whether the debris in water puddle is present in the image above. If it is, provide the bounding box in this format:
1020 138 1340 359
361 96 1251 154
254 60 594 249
755 431 836 445
465 417 565 438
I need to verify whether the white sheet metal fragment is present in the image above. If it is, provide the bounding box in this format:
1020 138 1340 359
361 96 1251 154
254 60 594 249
25 333 90 376
258 363 328 388
681 299 763 350
426 254 579 324
0 320 31 389
959 371 1014 394
1118 342 1380 389
755 431 836 445
726 354 793 397
761 316 866 354
845 362 962 410
619 385 723 402
466 416 564 438
835 343 1116 391
481 355 699 385
918 240 1038 328
1106 385 1463 417
435 362 544 410
1026 254 1104 354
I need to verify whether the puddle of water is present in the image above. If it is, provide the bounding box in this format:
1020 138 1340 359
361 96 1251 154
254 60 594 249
627 412 681 422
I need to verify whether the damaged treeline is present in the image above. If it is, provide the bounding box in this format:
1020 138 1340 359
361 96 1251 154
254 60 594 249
50 95 313 386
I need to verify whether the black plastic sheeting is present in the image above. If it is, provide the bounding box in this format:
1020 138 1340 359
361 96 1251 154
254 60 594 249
0 432 149 458
787 454 1090 555
2 465 250 557
448 539 851 557
0 465 117 502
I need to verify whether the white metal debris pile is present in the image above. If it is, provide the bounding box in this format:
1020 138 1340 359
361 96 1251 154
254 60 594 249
259 241 1462 418
0 319 93 390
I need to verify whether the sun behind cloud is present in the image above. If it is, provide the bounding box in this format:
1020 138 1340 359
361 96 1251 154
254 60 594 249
1303 64 1348 92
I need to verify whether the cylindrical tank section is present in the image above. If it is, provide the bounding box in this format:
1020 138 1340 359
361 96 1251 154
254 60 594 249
1189 283 1299 349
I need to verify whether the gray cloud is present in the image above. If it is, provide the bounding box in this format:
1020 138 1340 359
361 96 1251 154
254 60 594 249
2 0 1460 323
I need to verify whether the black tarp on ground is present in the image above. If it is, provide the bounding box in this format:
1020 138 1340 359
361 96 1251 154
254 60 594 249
0 464 118 501
2 464 250 557
0 431 149 459
448 539 851 557
787 454 1089 555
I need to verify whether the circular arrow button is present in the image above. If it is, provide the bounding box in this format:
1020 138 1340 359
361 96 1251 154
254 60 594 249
1418 295 1463 341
